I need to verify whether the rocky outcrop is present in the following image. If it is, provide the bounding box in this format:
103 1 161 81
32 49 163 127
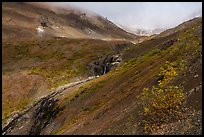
88 54 122 76
2 96 64 135
2 76 97 135
38 15 50 27
160 38 177 50
29 97 64 135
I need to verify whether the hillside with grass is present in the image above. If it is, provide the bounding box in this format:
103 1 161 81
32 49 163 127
2 16 202 135
2 2 139 42
2 38 134 125
49 17 202 135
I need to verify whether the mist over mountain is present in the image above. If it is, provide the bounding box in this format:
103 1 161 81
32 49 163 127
63 2 202 29
116 24 166 36
2 2 202 135
2 2 139 42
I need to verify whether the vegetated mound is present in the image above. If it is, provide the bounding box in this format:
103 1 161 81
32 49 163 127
2 2 139 42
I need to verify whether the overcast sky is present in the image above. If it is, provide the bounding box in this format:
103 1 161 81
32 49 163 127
56 2 202 30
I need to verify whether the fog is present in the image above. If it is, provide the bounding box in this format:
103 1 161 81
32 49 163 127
44 2 202 30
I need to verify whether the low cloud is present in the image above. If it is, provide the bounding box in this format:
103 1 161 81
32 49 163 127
43 2 202 29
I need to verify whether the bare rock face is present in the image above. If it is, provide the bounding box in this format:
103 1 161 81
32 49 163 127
37 15 50 27
2 96 65 135
160 38 177 50
88 54 122 76
29 97 64 135
2 76 97 135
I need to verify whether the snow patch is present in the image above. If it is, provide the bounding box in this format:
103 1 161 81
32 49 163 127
60 35 66 38
36 26 44 33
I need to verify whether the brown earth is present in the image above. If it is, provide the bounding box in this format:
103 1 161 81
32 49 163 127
1 2 202 135
2 2 140 42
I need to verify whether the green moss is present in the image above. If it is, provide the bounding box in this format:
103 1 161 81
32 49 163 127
14 43 29 59
28 64 78 89
79 81 104 99
19 98 30 110
2 97 31 124
52 79 70 89
29 67 43 75
2 70 6 75
34 51 64 61
111 49 163 74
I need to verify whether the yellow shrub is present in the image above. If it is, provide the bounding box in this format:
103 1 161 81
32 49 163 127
157 61 178 87
141 85 185 133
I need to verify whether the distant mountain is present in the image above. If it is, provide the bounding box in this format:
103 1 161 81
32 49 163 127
2 2 202 135
116 25 166 36
2 2 139 42
132 28 166 36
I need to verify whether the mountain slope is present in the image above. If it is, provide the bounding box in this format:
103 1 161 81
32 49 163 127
2 2 138 42
2 38 134 125
2 2 139 128
2 17 202 135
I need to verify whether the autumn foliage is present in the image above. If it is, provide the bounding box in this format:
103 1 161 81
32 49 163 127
141 61 185 133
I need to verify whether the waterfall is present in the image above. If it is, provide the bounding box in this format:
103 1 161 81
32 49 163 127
103 66 107 75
